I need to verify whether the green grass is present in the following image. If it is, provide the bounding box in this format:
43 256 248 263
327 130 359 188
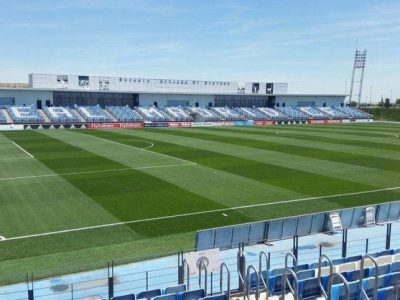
362 107 400 121
0 123 399 281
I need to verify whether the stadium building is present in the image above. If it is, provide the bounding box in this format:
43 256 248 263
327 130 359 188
0 73 346 108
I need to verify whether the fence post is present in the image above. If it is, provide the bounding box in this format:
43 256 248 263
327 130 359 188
178 251 184 285
210 272 213 295
342 229 348 258
319 244 322 258
365 239 369 254
108 261 114 300
386 223 392 250
238 243 246 293
293 235 299 260
27 273 34 300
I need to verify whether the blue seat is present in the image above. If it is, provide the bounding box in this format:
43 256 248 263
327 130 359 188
298 278 323 299
370 264 391 276
392 262 400 273
137 289 161 300
346 255 362 263
310 261 328 269
332 258 346 265
153 293 177 300
386 272 400 286
165 284 186 294
363 276 385 298
112 295 135 300
297 270 315 281
294 264 310 272
378 249 394 256
344 269 370 281
331 281 360 300
199 294 227 300
377 286 400 300
180 289 205 300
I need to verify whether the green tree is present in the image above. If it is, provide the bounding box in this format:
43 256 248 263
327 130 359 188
396 98 400 106
349 101 358 107
384 98 391 108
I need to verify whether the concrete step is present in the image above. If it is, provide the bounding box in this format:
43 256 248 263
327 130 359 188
38 109 50 123
1 109 13 123
103 109 117 122
72 108 86 122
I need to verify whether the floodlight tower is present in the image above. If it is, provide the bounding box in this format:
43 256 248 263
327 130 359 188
348 49 367 106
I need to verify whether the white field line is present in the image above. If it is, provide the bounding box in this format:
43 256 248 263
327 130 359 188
82 132 196 165
11 141 34 158
2 185 400 242
0 163 195 182
0 157 32 161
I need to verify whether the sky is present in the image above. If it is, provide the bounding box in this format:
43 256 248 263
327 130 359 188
0 0 399 102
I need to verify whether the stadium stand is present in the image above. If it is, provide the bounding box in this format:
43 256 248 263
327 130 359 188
0 110 7 124
162 107 193 122
257 107 288 121
210 107 246 121
136 106 172 122
334 106 372 119
247 250 400 299
6 105 45 124
234 107 270 121
110 249 400 300
107 106 143 122
75 105 114 122
43 106 81 123
276 107 309 120
0 105 374 125
298 107 330 119
187 107 223 121
318 107 350 119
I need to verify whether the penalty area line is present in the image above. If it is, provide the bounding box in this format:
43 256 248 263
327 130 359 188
81 132 197 165
11 141 34 158
2 185 400 242
0 162 195 182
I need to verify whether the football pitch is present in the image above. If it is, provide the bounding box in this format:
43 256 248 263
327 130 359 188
0 123 400 279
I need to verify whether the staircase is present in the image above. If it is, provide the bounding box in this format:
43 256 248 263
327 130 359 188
1 109 13 123
38 109 50 123
103 109 118 122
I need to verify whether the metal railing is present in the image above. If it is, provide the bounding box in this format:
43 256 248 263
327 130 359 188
317 254 333 298
328 273 349 300
281 268 298 300
198 259 208 295
358 254 378 300
219 263 231 299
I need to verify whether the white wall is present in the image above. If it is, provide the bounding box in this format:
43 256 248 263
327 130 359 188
275 95 345 107
139 93 214 107
30 73 289 95
0 89 53 106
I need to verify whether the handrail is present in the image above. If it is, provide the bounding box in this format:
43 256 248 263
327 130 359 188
318 254 333 298
285 252 298 272
182 259 190 290
328 273 349 300
237 246 247 300
282 268 298 300
246 265 260 300
395 280 400 299
358 254 378 300
220 263 231 299
198 259 208 295
258 251 270 297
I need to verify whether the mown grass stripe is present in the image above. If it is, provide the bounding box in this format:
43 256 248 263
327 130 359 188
151 127 400 173
213 126 400 151
116 128 400 188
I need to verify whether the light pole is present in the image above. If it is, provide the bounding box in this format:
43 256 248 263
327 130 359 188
369 86 372 105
